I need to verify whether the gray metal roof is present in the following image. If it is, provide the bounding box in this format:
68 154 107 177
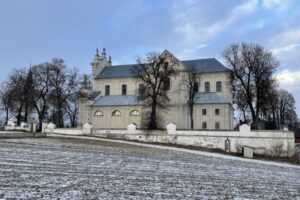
95 58 229 79
88 91 101 101
182 58 229 73
95 64 138 79
93 93 229 106
194 93 230 104
93 95 143 106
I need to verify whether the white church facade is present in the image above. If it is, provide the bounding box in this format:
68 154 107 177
78 48 233 130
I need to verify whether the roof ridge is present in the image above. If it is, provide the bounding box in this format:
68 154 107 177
108 58 217 66
100 95 138 97
110 58 218 67
110 63 139 67
181 58 216 62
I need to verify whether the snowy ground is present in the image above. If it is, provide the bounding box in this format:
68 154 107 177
0 137 299 199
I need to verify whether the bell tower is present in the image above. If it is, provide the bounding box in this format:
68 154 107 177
91 48 101 78
91 48 112 78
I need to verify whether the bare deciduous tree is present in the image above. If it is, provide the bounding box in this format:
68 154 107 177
64 94 79 128
0 58 82 130
181 68 198 129
263 88 297 130
48 58 80 127
223 43 279 129
30 63 52 130
7 68 29 125
234 88 249 123
0 82 14 125
277 89 297 128
132 52 178 129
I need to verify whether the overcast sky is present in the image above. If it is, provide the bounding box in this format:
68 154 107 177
0 0 300 116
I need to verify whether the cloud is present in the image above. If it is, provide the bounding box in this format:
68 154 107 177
272 43 299 55
262 0 295 11
276 69 300 115
171 0 259 56
268 28 300 71
276 70 300 91
183 44 207 53
269 28 300 47
256 19 266 29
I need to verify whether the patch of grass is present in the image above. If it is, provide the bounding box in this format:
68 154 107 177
0 130 29 133
253 153 300 165
76 136 300 165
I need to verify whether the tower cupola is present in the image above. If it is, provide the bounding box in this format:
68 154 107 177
91 48 112 78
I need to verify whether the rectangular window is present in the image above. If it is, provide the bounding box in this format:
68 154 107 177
215 108 220 115
202 122 207 129
122 84 127 95
205 82 210 92
139 83 145 95
105 85 110 96
194 82 199 92
163 77 170 90
216 81 222 92
215 122 220 129
202 109 207 115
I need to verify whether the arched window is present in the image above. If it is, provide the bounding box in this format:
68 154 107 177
205 82 210 92
112 110 121 116
216 81 222 92
94 110 103 116
130 110 140 116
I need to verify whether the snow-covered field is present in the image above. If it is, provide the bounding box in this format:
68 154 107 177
0 137 299 199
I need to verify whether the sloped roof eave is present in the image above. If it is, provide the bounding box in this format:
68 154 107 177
193 92 231 104
93 95 144 106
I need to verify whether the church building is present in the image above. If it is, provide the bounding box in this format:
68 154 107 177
78 48 233 130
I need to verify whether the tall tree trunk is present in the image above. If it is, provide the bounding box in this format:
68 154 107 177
5 108 9 125
242 110 246 122
247 96 257 129
24 104 28 122
189 103 194 129
38 115 43 132
58 105 64 128
17 104 23 125
150 100 157 129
